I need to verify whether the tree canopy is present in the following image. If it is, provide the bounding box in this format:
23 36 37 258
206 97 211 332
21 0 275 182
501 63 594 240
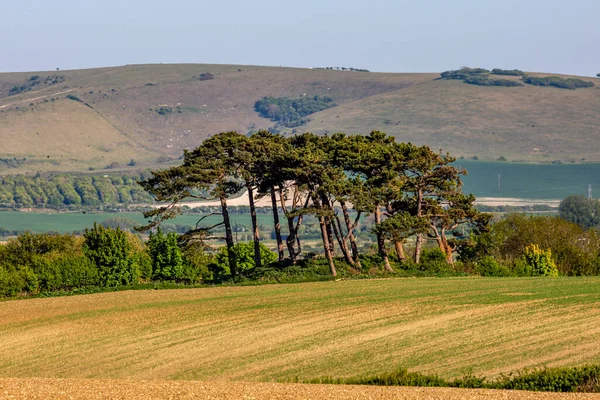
139 130 489 277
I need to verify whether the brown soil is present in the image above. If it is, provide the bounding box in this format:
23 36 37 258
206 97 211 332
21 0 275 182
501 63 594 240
1 378 600 400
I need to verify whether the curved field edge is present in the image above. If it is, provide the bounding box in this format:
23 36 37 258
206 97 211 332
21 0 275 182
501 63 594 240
1 278 599 381
1 379 599 400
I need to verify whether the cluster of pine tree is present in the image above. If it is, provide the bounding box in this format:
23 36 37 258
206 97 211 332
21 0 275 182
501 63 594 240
140 131 490 277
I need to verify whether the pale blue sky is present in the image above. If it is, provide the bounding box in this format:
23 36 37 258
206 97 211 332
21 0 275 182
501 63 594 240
2 0 599 76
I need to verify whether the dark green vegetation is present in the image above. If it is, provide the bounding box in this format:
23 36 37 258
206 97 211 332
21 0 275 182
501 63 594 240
141 130 490 277
2 64 600 174
303 365 600 393
8 75 65 96
440 67 523 87
0 226 209 297
254 95 336 128
464 213 600 277
559 194 600 229
0 172 153 207
522 75 595 90
440 67 595 90
491 68 525 76
463 76 523 87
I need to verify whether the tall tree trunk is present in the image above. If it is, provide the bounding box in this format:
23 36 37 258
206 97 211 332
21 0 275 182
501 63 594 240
441 230 454 265
331 212 355 266
325 219 336 257
281 189 298 263
270 186 284 261
314 195 336 276
415 188 424 264
247 184 261 269
374 205 393 272
340 201 361 268
285 216 297 263
220 196 236 277
319 215 337 276
394 241 406 262
323 196 354 265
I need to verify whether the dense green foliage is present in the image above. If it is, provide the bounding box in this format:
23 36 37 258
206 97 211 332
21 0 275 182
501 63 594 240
147 227 184 280
0 172 153 207
254 95 335 127
522 75 595 90
559 194 600 229
0 227 209 297
211 241 277 279
464 76 523 87
82 223 139 286
440 68 490 79
440 67 523 87
464 213 600 276
523 244 558 276
140 130 489 279
302 365 600 393
491 68 525 76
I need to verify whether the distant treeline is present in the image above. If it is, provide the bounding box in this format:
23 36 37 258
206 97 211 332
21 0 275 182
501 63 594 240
522 75 595 90
0 173 154 207
312 67 370 72
440 67 595 90
254 95 336 128
440 68 523 87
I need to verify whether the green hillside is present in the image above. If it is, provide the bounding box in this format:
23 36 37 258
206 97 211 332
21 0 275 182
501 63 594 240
1 64 599 174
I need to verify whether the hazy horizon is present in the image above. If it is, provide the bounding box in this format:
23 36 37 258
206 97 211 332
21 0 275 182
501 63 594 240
3 0 600 76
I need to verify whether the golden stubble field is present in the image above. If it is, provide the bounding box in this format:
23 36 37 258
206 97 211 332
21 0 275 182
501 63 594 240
1 278 600 399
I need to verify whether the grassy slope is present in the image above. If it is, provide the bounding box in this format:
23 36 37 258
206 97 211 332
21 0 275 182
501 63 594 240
1 278 599 381
1 64 598 174
302 73 600 162
0 64 426 173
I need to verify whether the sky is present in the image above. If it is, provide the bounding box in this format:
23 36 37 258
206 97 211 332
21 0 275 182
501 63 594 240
2 0 599 76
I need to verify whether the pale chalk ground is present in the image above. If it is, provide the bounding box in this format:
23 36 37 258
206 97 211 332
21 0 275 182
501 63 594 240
1 378 599 400
156 192 561 209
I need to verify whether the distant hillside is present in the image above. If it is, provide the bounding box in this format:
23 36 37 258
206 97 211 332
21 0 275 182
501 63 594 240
0 64 599 174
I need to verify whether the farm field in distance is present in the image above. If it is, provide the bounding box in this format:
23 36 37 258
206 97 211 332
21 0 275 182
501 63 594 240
4 160 600 236
0 211 275 234
1 278 599 382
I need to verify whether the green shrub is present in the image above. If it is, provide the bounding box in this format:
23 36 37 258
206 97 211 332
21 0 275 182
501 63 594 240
66 94 83 102
210 241 277 279
464 76 523 87
301 365 600 393
182 242 212 282
522 75 594 90
497 365 600 392
147 228 184 280
83 223 138 287
474 256 511 277
523 244 559 276
55 256 99 290
418 247 453 274
492 69 525 76
0 267 25 297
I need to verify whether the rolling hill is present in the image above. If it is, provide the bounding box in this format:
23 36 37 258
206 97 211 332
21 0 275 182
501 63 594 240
1 64 599 174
